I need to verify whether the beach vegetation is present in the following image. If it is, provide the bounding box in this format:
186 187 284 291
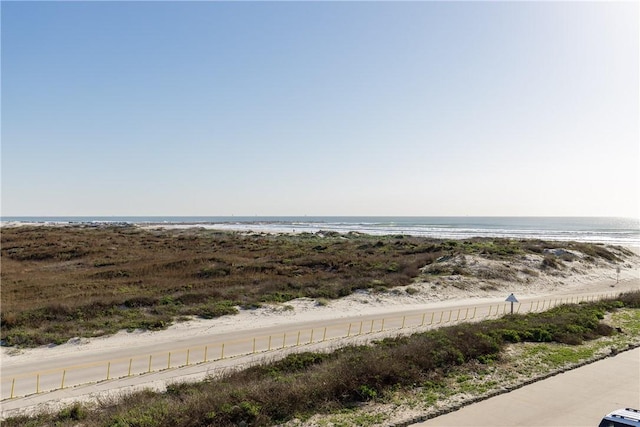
0 226 633 347
405 286 419 295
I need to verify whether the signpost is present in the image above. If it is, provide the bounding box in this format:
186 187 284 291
506 293 518 314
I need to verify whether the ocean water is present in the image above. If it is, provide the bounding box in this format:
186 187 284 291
2 216 639 247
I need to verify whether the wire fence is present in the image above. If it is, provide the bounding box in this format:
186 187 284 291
0 292 617 400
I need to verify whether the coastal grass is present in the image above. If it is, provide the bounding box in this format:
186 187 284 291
4 292 639 427
1 226 632 347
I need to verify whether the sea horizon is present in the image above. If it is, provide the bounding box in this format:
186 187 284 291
2 216 639 247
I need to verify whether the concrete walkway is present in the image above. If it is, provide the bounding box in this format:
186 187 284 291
417 347 640 426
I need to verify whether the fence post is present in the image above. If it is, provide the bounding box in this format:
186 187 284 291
36 374 40 393
380 318 385 332
10 378 15 399
421 313 426 326
128 358 133 376
167 353 171 369
359 321 363 335
472 307 476 319
323 328 327 342
221 343 225 359
402 316 406 329
148 355 152 373
309 329 314 344
186 349 190 366
253 338 256 354
296 331 301 346
455 309 461 322
282 334 286 349
430 312 435 324
204 346 208 363
347 323 352 337
370 319 374 333
107 362 111 380
61 370 66 389
268 336 272 351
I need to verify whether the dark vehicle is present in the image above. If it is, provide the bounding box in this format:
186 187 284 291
599 408 640 427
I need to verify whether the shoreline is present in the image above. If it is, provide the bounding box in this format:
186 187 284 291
2 219 638 248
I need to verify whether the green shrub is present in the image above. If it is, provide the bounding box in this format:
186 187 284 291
56 403 87 421
196 301 239 319
541 255 561 269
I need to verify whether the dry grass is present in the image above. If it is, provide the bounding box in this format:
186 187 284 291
1 226 438 345
0 226 627 346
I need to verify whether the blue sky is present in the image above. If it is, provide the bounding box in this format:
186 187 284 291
2 1 638 217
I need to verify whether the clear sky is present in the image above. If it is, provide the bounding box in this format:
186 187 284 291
2 1 638 218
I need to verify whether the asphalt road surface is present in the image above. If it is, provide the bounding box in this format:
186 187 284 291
2 291 620 401
1 286 637 420
417 347 640 427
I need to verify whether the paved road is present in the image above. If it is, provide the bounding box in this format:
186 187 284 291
2 292 620 401
417 347 640 427
0 286 636 418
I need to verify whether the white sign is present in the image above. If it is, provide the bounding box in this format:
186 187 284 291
505 293 518 303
